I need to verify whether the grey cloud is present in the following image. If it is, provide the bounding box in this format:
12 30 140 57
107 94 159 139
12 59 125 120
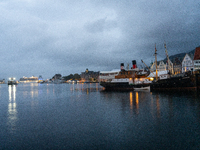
85 18 118 33
0 0 200 79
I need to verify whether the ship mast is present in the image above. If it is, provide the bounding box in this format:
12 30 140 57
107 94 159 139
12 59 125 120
164 42 174 74
155 44 158 80
141 59 155 76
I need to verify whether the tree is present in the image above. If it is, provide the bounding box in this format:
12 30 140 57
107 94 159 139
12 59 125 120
63 74 73 80
73 73 81 80
63 73 81 81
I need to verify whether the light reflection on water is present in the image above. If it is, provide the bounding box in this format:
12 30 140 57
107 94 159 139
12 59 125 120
7 85 17 133
135 91 139 114
70 83 101 94
129 91 140 114
129 92 133 110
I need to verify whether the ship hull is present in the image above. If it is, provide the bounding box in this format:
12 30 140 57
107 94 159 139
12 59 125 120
100 82 134 91
8 81 17 85
100 82 150 91
150 74 199 92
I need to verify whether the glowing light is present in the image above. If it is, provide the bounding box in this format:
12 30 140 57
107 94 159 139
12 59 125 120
150 77 154 81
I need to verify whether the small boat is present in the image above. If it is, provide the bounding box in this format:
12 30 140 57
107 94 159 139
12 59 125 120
134 86 150 91
8 77 18 85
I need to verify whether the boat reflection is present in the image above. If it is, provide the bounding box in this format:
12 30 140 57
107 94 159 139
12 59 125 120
8 85 18 133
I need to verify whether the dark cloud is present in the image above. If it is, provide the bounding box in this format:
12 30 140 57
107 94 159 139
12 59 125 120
0 0 199 79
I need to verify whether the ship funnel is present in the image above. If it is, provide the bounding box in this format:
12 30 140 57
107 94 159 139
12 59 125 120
132 60 137 69
120 63 124 70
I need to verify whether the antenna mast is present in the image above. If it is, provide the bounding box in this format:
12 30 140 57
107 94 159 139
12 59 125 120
141 59 155 76
155 43 158 80
164 42 174 74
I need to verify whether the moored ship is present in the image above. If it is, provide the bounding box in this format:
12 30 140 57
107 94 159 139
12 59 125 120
99 60 152 91
19 76 39 83
150 43 200 91
150 71 200 91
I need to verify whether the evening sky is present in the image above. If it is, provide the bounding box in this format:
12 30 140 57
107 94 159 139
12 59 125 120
1 0 200 79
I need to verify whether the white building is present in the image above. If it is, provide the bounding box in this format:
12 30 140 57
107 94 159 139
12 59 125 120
182 54 193 73
158 60 167 71
150 60 172 72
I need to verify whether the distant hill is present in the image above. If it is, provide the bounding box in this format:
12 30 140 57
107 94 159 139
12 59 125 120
163 47 197 63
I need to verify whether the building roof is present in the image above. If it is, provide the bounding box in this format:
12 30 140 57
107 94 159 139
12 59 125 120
173 57 182 65
193 47 200 60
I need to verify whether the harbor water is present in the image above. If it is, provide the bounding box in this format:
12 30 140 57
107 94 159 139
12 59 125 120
0 83 200 149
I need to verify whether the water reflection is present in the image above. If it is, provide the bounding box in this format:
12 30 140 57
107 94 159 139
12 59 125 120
135 92 139 113
130 92 133 110
8 85 18 133
22 83 39 97
70 83 101 94
30 83 38 98
129 92 139 114
101 90 193 119
156 94 160 118
1 82 200 149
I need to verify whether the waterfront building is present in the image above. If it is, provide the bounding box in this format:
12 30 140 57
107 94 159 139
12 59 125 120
150 60 168 72
149 47 196 74
182 54 194 72
80 68 100 82
193 47 200 71
0 79 5 84
173 57 182 74
157 60 167 71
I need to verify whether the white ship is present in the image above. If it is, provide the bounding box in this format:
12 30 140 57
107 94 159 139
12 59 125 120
19 76 39 83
